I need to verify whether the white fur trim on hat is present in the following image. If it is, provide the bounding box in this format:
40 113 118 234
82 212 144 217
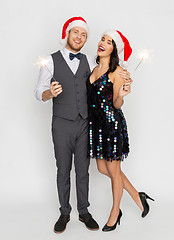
67 20 89 33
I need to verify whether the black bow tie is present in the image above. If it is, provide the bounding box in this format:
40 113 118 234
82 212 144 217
69 52 82 60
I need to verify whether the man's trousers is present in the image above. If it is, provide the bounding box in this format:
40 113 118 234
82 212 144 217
51 114 90 215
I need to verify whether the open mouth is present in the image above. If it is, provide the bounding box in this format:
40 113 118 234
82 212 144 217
98 46 105 52
74 40 81 45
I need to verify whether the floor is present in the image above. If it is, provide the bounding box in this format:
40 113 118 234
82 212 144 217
1 200 173 240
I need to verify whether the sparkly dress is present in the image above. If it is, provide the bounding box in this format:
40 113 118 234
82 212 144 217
87 70 129 161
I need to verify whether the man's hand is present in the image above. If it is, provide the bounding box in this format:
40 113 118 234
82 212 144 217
50 81 63 98
119 69 132 82
41 81 63 101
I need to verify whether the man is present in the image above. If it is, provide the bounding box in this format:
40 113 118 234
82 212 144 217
35 16 130 233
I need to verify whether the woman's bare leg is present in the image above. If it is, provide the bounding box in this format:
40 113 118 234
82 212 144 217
96 159 143 211
104 159 123 226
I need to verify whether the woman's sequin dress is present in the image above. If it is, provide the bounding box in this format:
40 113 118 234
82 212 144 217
87 70 129 161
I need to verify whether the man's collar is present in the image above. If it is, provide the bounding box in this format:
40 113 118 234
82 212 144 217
63 47 80 58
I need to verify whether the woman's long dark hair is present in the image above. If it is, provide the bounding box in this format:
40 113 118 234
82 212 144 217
96 40 119 73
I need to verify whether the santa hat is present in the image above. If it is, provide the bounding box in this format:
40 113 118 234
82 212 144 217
103 30 132 68
60 16 89 45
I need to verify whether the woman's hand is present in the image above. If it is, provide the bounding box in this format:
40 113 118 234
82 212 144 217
112 67 133 109
118 78 133 98
118 69 133 97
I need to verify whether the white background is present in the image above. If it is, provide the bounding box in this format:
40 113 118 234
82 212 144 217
0 0 174 239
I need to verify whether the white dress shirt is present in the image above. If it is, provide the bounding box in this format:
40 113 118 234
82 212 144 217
34 47 97 102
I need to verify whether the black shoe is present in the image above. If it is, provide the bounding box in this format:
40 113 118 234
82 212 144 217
54 214 70 233
102 209 122 232
139 192 154 218
79 212 99 230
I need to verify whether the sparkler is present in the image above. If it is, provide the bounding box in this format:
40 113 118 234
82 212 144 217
37 57 57 82
134 48 154 71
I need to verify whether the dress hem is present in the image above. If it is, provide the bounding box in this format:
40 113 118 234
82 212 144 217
89 153 128 162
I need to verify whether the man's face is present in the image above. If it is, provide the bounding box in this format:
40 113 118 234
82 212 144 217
66 27 87 52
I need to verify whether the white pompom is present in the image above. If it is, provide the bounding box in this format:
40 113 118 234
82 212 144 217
122 61 128 69
60 38 67 45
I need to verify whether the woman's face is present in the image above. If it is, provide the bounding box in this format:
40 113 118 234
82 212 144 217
97 35 114 57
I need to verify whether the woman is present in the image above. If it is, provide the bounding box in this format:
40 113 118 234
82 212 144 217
87 30 154 232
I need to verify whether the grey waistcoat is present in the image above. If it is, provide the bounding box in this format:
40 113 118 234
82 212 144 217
51 51 91 120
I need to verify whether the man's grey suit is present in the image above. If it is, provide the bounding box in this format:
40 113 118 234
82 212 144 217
51 51 91 215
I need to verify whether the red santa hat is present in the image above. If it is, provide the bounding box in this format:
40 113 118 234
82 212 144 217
103 29 132 68
60 16 89 45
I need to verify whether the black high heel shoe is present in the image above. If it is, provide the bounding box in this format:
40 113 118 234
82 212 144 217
102 209 122 232
139 192 154 218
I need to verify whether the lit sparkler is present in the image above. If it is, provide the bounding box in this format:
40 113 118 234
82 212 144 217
134 48 154 71
37 57 57 82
